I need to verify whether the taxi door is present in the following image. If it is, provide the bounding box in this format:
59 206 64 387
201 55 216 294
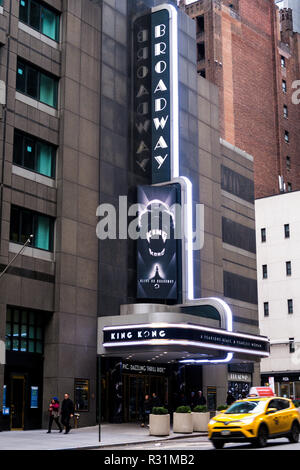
276 399 293 433
265 399 284 435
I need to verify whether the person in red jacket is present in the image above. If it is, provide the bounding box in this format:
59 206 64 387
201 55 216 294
47 397 63 433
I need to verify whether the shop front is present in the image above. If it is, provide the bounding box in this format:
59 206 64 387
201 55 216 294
261 372 300 401
227 363 254 401
99 356 209 423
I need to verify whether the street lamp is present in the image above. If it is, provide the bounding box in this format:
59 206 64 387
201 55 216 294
0 234 34 281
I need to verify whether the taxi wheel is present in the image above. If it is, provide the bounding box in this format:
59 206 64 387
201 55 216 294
212 440 225 449
288 422 300 443
254 425 268 448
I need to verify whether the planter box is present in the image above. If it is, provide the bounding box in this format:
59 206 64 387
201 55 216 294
149 414 170 436
192 412 210 432
173 412 193 433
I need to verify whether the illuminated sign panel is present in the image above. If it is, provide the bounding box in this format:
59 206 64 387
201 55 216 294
133 6 177 182
137 184 181 301
151 9 171 183
103 324 270 358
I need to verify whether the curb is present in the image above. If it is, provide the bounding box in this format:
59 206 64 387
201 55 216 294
68 432 209 451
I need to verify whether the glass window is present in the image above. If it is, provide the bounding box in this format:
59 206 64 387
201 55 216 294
281 56 286 68
284 105 288 118
39 72 57 108
289 338 295 354
287 182 292 192
27 65 39 99
286 156 291 170
196 15 204 34
41 6 59 40
284 224 290 238
10 205 54 252
37 143 54 177
262 265 268 279
261 228 266 243
29 0 40 30
284 131 289 143
264 302 269 317
19 0 29 23
19 0 60 41
288 299 293 314
225 400 266 414
286 261 292 276
16 59 58 109
282 80 287 93
16 62 26 93
13 130 56 179
5 306 45 354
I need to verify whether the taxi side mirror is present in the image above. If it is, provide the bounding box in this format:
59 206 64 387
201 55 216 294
266 408 277 415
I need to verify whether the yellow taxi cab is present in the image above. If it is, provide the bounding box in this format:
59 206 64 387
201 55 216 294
208 387 300 449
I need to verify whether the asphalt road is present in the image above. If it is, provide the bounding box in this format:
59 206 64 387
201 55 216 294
96 435 300 451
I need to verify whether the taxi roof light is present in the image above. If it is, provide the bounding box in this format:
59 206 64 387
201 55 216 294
247 386 275 398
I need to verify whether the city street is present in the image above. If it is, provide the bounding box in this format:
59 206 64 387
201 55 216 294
96 435 300 451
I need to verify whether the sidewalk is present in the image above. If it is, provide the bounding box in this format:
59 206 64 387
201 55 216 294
0 423 207 450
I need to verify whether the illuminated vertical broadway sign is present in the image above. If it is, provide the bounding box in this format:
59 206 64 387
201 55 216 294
133 5 179 183
134 5 181 302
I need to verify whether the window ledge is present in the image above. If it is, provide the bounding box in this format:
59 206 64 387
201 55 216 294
18 21 59 49
12 165 56 188
9 242 54 262
16 91 58 117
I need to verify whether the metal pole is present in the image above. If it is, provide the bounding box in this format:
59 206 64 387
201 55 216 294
98 356 101 442
0 235 33 281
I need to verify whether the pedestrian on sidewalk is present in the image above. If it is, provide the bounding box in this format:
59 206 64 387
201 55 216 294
196 390 206 406
61 393 75 434
151 392 161 408
226 391 235 406
47 397 63 433
141 394 152 427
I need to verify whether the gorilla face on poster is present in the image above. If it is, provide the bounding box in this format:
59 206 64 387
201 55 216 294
137 184 181 301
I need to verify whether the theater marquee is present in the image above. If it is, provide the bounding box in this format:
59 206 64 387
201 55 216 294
102 323 270 358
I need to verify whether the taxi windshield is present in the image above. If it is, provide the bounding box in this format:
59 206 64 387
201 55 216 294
224 400 266 414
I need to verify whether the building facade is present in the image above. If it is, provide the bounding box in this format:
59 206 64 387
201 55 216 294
256 191 300 400
275 0 300 33
0 0 101 430
0 0 268 430
183 0 300 199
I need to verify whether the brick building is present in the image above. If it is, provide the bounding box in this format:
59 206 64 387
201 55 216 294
183 0 300 199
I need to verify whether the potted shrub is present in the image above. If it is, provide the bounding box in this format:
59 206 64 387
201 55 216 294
192 405 210 431
173 406 193 433
149 407 170 436
215 404 228 415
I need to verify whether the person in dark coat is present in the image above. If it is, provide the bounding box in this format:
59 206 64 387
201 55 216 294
60 393 75 434
226 391 235 406
151 392 161 408
47 397 63 433
141 394 152 427
196 390 206 406
190 391 196 410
